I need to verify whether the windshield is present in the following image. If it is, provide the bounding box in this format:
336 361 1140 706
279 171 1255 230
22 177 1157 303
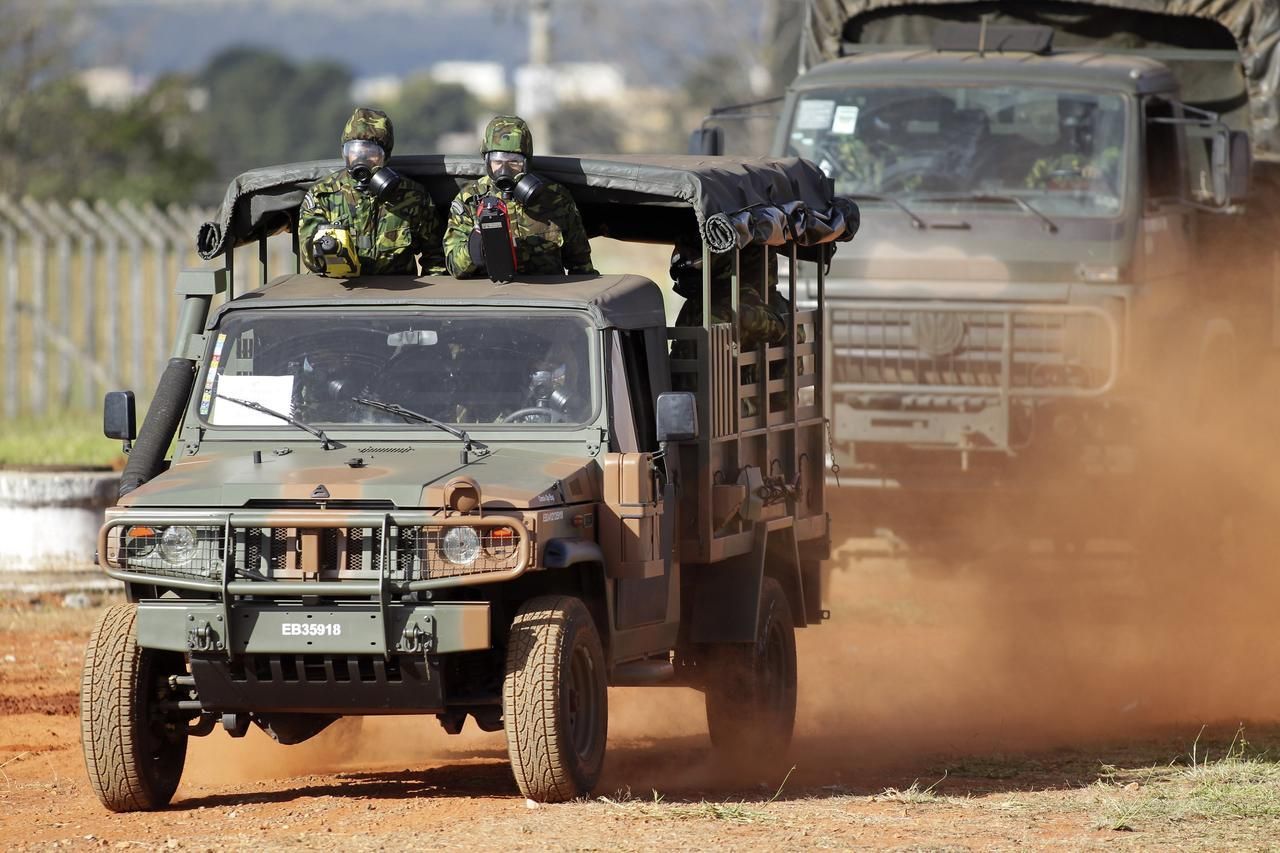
198 310 596 429
786 85 1128 217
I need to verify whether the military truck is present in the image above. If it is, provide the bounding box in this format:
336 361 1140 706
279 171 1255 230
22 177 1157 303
701 1 1275 535
79 155 856 810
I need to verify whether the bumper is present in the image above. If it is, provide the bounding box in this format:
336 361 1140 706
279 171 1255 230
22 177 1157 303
136 599 491 656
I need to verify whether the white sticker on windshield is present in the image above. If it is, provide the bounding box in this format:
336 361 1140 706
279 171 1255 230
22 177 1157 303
211 375 295 425
830 105 860 135
795 99 836 130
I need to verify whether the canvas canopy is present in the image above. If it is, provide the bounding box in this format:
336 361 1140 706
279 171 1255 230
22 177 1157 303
211 273 669 332
196 154 860 261
802 0 1280 159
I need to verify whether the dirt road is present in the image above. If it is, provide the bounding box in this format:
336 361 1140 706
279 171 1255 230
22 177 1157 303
3 540 1279 850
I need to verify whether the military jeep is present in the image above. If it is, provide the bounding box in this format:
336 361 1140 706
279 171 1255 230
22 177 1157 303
81 155 857 808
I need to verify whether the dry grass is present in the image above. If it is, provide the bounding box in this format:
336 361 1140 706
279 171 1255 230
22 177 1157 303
1093 728 1280 832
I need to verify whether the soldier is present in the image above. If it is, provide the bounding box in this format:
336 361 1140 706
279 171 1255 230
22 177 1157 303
1025 96 1122 192
298 107 446 277
671 242 786 349
444 115 596 278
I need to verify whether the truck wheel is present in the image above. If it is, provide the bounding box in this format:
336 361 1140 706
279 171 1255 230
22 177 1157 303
81 604 188 812
705 577 797 765
502 595 607 803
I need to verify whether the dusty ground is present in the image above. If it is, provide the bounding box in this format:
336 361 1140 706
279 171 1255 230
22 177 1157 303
4 532 1280 851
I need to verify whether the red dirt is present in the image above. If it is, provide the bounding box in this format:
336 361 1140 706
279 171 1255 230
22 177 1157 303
3 523 1279 850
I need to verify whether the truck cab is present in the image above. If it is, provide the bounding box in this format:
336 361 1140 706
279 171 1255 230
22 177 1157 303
757 15 1264 531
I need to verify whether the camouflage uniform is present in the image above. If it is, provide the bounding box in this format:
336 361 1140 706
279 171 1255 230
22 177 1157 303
1025 147 1122 191
671 243 793 417
443 116 596 278
672 244 786 349
298 108 446 277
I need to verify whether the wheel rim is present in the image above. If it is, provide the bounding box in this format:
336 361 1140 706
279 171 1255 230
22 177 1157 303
566 642 599 760
759 614 788 718
139 652 187 786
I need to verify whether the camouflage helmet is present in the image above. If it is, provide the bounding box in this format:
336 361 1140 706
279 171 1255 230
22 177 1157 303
342 107 394 155
482 115 533 156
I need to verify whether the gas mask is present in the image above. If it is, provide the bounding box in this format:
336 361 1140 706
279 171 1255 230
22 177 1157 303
1058 101 1097 156
344 139 402 200
485 151 545 205
528 364 570 411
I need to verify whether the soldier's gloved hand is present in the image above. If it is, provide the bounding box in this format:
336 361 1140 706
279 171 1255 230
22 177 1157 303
467 228 485 269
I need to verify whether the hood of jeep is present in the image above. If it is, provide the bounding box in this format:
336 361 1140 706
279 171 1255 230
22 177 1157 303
118 445 600 509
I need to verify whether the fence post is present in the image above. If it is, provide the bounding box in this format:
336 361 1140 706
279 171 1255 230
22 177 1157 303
0 197 49 415
68 200 122 401
93 201 146 392
51 200 101 409
0 201 17 419
139 202 190 333
117 200 170 383
22 198 76 410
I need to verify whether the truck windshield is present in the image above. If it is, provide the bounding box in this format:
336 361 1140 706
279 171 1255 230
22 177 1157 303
785 85 1127 217
197 309 596 429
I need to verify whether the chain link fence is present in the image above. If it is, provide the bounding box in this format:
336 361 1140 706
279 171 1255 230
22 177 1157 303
0 197 298 417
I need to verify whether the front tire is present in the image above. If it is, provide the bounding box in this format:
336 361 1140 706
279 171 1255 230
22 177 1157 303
503 595 607 802
705 577 797 765
81 604 188 812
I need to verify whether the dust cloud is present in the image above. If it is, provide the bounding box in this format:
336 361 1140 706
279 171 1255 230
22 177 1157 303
187 359 1280 793
785 365 1280 775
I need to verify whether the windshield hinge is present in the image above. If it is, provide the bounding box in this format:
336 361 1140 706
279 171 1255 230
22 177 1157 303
587 427 608 456
184 333 207 361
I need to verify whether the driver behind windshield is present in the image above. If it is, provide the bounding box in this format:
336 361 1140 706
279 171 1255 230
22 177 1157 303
1025 95 1122 192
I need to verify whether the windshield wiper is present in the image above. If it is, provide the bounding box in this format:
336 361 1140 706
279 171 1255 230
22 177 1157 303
848 193 928 230
917 193 1060 234
215 392 335 450
351 396 489 463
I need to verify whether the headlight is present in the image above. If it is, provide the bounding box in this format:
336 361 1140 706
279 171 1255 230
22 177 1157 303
442 526 481 566
124 526 159 559
159 526 198 564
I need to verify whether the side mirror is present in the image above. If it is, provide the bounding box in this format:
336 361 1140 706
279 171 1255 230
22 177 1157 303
656 391 699 443
688 127 724 156
1212 128 1251 206
103 391 137 442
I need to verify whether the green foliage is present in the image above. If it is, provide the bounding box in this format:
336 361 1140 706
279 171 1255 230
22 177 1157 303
548 103 621 154
382 74 481 153
17 75 214 205
197 46 355 192
0 414 124 468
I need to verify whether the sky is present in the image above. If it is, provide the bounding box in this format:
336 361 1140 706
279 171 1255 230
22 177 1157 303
77 0 766 86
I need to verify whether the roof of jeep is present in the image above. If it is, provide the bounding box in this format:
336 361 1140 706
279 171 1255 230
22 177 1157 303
209 272 668 331
795 49 1178 94
196 154 858 261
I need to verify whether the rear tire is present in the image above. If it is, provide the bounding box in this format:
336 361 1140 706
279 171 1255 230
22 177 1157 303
503 595 607 802
80 604 188 812
705 577 797 766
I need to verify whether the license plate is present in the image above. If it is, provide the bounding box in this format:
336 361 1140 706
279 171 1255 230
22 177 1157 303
233 607 386 655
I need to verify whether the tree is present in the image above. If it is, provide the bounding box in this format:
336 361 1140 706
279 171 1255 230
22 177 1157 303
547 103 621 154
382 75 482 153
197 47 355 194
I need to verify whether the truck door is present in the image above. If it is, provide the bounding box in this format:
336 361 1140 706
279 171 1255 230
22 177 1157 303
1135 96 1196 379
601 329 674 630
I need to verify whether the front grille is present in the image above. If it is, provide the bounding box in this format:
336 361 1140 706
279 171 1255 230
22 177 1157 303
829 306 1115 395
107 514 527 587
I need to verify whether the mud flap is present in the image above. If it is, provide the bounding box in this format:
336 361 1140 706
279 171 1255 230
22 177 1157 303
689 522 766 644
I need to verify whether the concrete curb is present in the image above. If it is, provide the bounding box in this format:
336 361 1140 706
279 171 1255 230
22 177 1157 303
0 470 119 573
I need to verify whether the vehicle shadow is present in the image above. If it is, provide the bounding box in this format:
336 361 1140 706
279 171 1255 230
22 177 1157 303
174 758 521 808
